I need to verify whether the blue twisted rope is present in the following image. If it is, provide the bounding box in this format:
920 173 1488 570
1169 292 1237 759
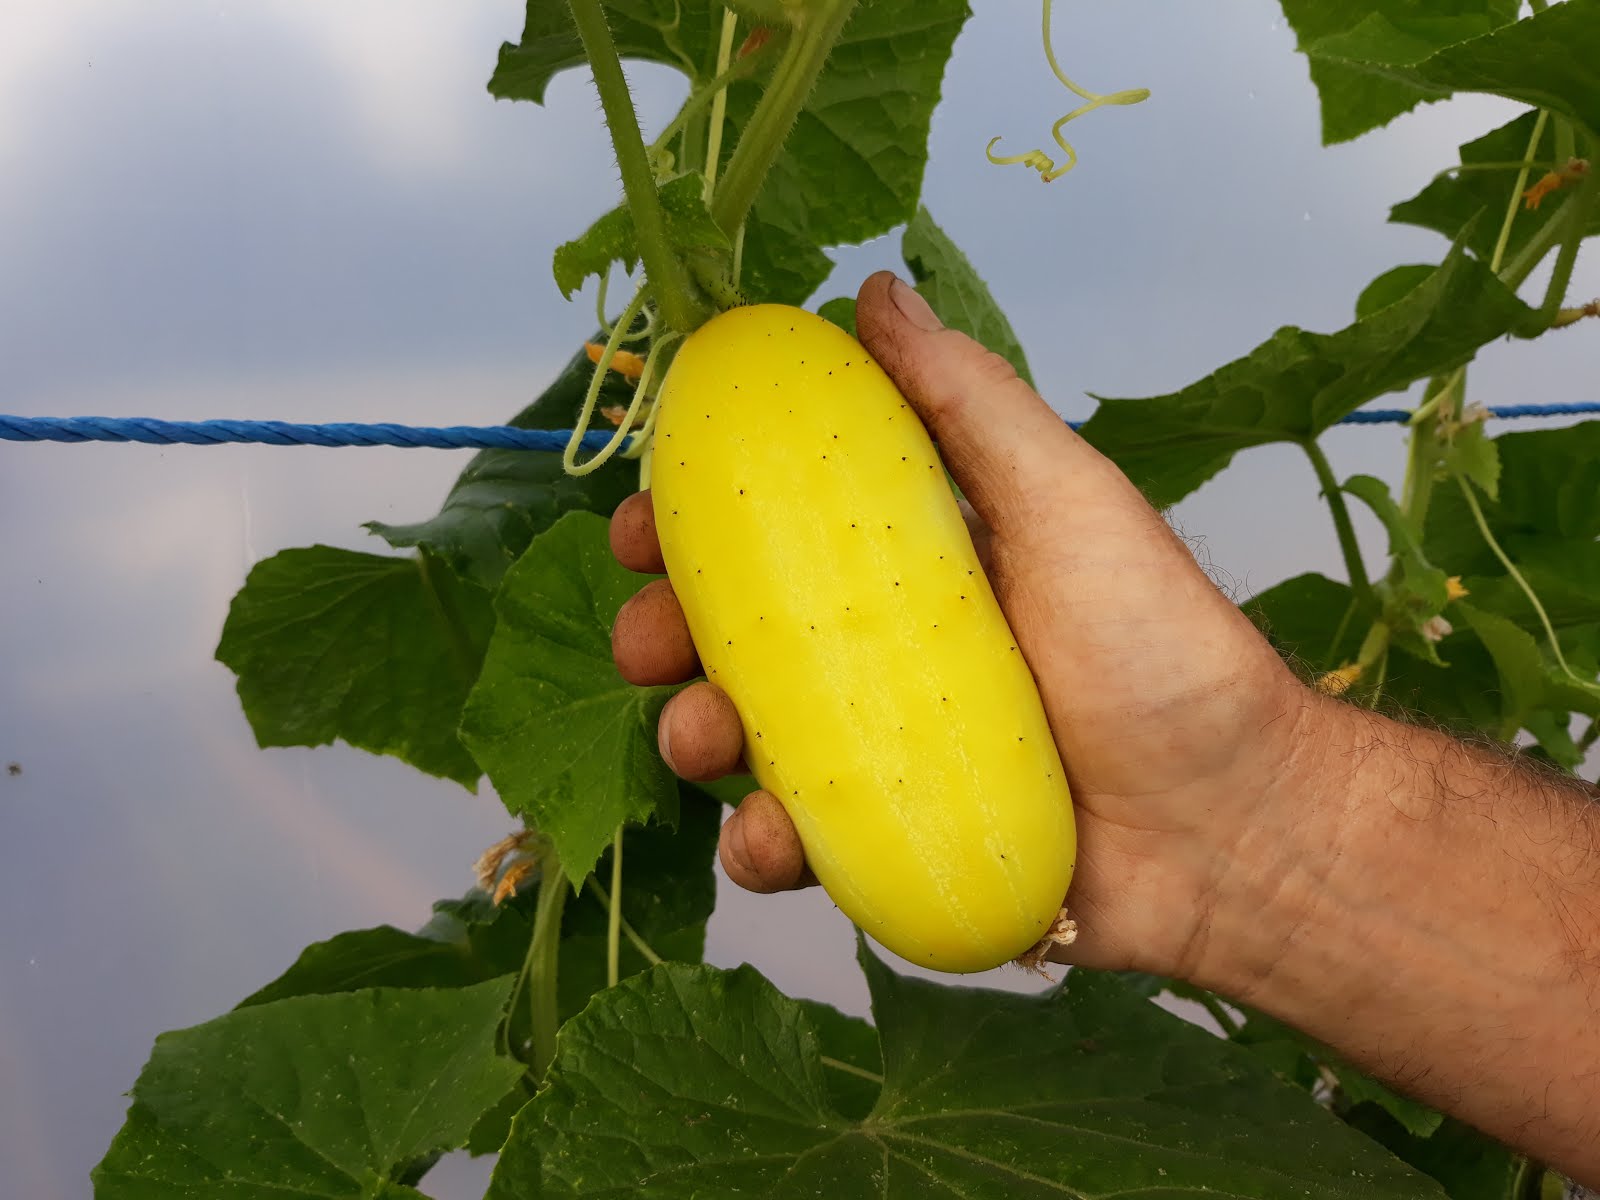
0 414 623 451
2 403 1600 450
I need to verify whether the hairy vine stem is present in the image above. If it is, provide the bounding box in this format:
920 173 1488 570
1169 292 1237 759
567 0 707 332
1301 439 1372 606
711 0 859 234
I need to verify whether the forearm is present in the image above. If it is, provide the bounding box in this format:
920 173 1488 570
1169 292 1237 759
1194 693 1600 1183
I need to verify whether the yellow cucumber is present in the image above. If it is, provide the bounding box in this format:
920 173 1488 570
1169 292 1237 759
651 304 1075 973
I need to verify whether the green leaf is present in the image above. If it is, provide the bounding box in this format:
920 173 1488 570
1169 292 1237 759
243 800 721 1019
237 787 722 1158
215 545 493 788
1243 571 1363 672
1424 421 1600 575
490 947 1447 1198
462 511 678 886
1464 540 1600 631
1307 0 1600 143
491 0 972 306
1355 264 1437 319
1342 1110 1520 1200
1456 603 1600 739
1277 4 1513 146
367 347 638 590
1385 631 1504 736
794 998 882 1122
1276 0 1519 144
1441 423 1500 501
1239 572 1501 734
734 0 973 304
1077 237 1536 507
902 205 1034 387
1390 112 1600 263
815 295 858 337
237 910 521 1009
1335 1073 1445 1141
1523 709 1585 770
556 784 722 1016
552 174 730 300
489 2 722 106
93 980 523 1200
1228 1007 1325 1093
1343 474 1427 566
1222 1004 1445 1138
1343 474 1451 651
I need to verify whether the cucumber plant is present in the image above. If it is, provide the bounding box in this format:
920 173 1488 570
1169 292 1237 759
95 1 1600 1197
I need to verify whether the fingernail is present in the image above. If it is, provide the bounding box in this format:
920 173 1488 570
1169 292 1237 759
726 811 753 873
889 275 943 332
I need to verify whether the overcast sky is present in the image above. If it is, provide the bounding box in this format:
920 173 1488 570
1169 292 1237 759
2 2 1594 1197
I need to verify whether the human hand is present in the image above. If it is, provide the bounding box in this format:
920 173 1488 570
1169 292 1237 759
610 270 1320 977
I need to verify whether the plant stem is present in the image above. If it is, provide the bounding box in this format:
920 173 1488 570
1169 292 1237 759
1535 132 1599 324
1501 193 1577 292
648 40 772 163
1552 302 1600 329
1489 109 1549 274
607 825 624 988
711 0 858 234
1301 439 1373 605
703 8 739 201
1322 597 1359 669
567 0 706 332
1435 159 1553 178
527 847 569 1078
1511 1157 1546 1200
585 874 664 966
1457 476 1596 692
1367 646 1389 708
1398 370 1463 538
1195 991 1243 1038
1355 622 1391 673
820 1055 885 1084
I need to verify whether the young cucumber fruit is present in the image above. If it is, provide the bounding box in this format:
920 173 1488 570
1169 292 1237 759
651 304 1076 973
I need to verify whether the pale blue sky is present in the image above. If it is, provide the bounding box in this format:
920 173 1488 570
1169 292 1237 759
1 3 1594 1197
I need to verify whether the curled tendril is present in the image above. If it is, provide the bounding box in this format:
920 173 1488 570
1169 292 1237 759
986 0 1149 183
595 267 657 344
564 285 649 477
566 294 682 479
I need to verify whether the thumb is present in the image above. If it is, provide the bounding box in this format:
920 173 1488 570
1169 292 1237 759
854 270 1107 537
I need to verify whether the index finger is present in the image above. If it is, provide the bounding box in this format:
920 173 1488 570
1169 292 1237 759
609 491 666 575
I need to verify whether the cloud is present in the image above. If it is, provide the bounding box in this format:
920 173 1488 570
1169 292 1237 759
259 1 518 176
0 1 522 177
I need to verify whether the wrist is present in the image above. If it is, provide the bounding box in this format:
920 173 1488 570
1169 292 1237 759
1175 689 1600 1179
1171 685 1370 1000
